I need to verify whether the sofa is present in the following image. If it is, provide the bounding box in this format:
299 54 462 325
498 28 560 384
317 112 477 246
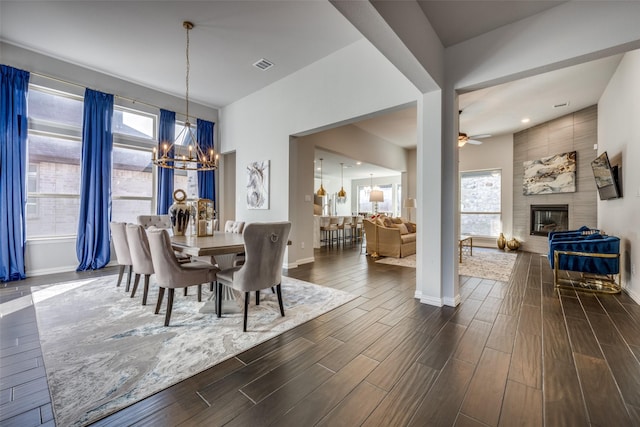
548 226 620 293
363 216 416 258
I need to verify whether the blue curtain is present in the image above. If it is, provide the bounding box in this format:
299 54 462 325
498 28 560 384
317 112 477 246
0 65 30 282
197 119 215 202
76 88 114 271
157 109 175 214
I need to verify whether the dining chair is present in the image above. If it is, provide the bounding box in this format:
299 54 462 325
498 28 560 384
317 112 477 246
126 224 155 305
224 220 245 234
147 228 219 326
110 222 133 291
224 220 246 266
216 222 291 332
137 215 172 230
138 214 192 265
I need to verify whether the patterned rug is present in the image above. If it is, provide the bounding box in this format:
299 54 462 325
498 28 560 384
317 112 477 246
32 276 356 426
375 247 517 282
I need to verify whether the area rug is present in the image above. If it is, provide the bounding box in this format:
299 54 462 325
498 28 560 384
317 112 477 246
375 247 517 282
31 275 356 426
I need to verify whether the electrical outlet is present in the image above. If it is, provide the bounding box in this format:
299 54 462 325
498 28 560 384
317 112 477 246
301 241 305 249
633 264 637 277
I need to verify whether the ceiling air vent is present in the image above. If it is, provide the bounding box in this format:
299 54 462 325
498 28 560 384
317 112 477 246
553 101 570 109
253 58 274 71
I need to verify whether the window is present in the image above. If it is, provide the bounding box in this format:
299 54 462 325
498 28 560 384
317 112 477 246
111 145 154 223
27 86 83 238
377 184 393 215
27 84 160 237
113 106 155 140
111 102 157 221
460 169 502 237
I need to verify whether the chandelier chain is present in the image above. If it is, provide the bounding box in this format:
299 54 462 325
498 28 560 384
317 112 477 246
185 23 190 123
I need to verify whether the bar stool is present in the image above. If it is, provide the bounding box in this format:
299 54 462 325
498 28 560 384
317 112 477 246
330 216 342 247
339 216 353 245
319 216 334 247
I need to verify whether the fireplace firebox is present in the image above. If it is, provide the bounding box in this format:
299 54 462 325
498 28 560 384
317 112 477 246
530 204 568 236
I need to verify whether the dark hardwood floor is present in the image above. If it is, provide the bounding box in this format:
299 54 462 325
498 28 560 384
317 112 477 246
3 245 640 426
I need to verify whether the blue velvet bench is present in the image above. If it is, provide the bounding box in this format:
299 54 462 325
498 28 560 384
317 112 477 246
548 227 621 294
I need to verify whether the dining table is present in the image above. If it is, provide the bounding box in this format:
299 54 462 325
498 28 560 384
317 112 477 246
171 232 246 314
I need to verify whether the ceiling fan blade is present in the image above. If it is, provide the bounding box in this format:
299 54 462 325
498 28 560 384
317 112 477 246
468 139 483 145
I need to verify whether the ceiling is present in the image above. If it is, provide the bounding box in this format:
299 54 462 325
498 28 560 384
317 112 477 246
1 1 626 178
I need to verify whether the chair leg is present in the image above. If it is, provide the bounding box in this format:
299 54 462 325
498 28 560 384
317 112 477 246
210 281 215 292
276 284 285 317
243 292 249 332
197 284 202 302
184 288 188 296
164 288 175 326
216 281 223 318
116 265 125 287
271 287 275 294
125 265 133 292
256 290 260 305
142 275 150 305
131 274 140 298
155 287 165 314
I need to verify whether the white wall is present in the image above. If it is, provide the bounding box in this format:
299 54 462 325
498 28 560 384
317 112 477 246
598 49 640 301
459 134 514 247
220 39 420 266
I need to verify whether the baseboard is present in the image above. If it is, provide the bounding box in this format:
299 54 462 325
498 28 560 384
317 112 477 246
26 260 119 278
443 294 461 307
26 265 79 277
623 286 640 305
414 290 444 307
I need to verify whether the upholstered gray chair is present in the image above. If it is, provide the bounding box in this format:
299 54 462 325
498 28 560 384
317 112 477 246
137 214 191 264
137 215 172 230
126 224 155 305
216 222 291 332
224 220 246 267
110 222 133 291
224 220 245 234
147 228 219 326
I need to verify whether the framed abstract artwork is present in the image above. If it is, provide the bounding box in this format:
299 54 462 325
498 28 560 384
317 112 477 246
246 160 270 209
523 151 576 195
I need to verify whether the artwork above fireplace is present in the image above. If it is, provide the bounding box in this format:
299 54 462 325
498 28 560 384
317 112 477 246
530 204 568 236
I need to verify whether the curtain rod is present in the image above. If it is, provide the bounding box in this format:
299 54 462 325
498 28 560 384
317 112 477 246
30 71 195 118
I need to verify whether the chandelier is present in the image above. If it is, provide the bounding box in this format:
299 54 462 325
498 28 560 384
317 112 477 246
337 162 347 203
316 158 326 196
152 21 218 171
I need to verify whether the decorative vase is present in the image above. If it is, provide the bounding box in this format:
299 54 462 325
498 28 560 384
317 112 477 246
506 238 521 251
168 189 191 236
497 233 507 250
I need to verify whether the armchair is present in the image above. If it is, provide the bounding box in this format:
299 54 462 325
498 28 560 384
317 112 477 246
548 228 620 294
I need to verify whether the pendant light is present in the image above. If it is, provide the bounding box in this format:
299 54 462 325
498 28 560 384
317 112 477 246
337 162 347 203
316 158 326 196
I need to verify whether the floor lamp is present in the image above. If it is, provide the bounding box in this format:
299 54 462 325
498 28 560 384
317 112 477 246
404 198 416 222
369 189 384 258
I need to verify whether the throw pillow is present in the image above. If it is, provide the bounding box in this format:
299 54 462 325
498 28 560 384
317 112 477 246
405 222 416 233
392 217 404 224
383 217 394 228
393 223 409 234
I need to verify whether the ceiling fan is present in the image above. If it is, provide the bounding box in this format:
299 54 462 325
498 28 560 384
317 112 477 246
458 132 489 147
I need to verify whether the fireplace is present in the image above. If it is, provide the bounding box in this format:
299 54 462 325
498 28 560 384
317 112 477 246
530 204 568 236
